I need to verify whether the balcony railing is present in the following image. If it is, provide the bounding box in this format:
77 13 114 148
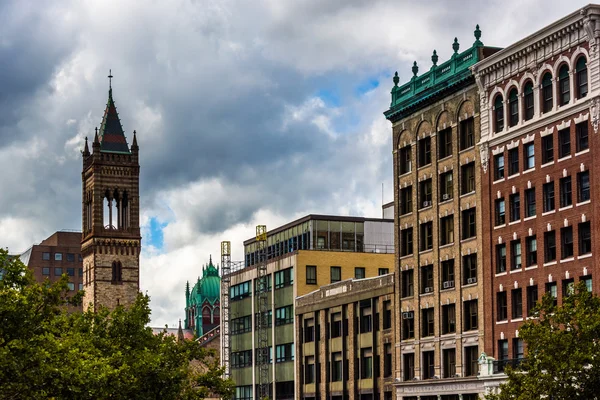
493 358 525 373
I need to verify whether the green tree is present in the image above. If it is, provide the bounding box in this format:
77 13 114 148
486 282 600 400
0 248 234 400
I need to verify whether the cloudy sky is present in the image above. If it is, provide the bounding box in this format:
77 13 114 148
0 0 589 326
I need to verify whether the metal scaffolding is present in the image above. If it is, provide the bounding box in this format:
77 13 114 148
255 225 270 400
220 241 232 379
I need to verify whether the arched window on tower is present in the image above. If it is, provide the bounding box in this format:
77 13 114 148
508 88 519 127
202 307 211 326
523 81 534 121
576 56 588 99
541 72 553 113
111 261 122 284
104 191 112 229
213 307 220 325
113 189 121 230
121 191 129 230
558 64 570 106
493 95 504 133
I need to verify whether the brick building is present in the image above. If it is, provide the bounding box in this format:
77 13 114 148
223 215 394 400
295 273 396 400
16 230 84 310
384 27 500 399
81 78 141 312
472 5 600 393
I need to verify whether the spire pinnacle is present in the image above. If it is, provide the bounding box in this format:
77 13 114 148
83 136 90 156
93 127 100 145
108 69 113 90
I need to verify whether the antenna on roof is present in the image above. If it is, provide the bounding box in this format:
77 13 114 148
382 182 384 218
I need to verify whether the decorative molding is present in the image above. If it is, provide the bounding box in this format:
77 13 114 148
491 145 505 155
480 143 489 173
574 112 590 124
521 133 535 144
556 119 572 131
589 97 600 133
540 126 555 137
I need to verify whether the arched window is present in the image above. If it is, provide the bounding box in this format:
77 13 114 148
576 56 588 99
213 307 221 324
523 81 534 121
558 64 570 106
508 88 519 127
111 261 122 284
202 307 211 326
541 72 553 113
494 95 504 133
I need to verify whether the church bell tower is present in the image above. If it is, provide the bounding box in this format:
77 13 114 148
81 72 141 312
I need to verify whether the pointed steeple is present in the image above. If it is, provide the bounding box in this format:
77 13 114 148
177 319 184 342
83 137 90 157
131 130 138 153
98 70 131 154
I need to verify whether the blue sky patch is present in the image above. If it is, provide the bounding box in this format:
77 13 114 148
148 217 167 250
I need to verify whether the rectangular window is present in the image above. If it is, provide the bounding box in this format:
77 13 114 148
355 267 365 279
578 171 590 202
402 311 414 339
462 208 476 239
275 343 294 363
544 230 557 262
463 300 478 331
274 267 293 289
67 268 75 277
419 179 432 208
495 198 505 226
306 265 317 285
462 254 477 285
421 265 434 294
464 346 479 377
66 253 75 262
231 350 252 368
234 386 252 400
360 348 373 379
399 146 412 174
560 176 572 208
254 274 272 292
230 281 251 301
558 128 571 158
561 226 574 259
442 304 456 334
524 143 535 170
579 222 592 255
543 182 555 212
542 134 554 164
54 253 63 261
255 310 273 329
546 282 558 307
400 186 413 215
78 283 83 291
331 352 342 381
511 240 522 270
525 188 536 217
420 222 433 251
582 275 593 292
231 315 252 335
441 259 455 289
509 193 520 222
401 269 414 298
330 312 342 338
400 227 413 256
563 278 575 298
305 356 315 383
513 338 525 359
418 137 432 167
526 236 537 267
359 301 372 333
527 285 538 316
383 300 392 330
440 215 454 246
42 267 50 276
440 171 453 201
65 282 73 291
421 308 434 337
423 351 435 380
543 82 553 113
512 288 523 319
497 291 508 321
460 118 475 150
461 162 475 194
496 244 507 273
498 340 509 361
54 267 63 276
330 266 341 283
494 154 505 180
508 148 519 175
79 268 83 277
384 343 393 378
379 268 389 275
403 354 415 381
303 318 315 342
438 128 452 159
275 305 293 326
525 88 534 120
42 252 50 261
576 122 589 152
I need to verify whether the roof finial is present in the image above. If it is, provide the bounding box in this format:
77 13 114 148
431 50 438 66
412 61 418 77
83 136 90 156
209 254 212 265
453 37 460 54
93 127 100 145
473 24 483 46
108 69 113 90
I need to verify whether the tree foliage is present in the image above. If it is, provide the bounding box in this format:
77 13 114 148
486 282 600 400
0 248 234 400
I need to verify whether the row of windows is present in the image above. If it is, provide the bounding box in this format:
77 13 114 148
496 275 592 322
495 221 591 274
401 300 478 340
397 118 476 175
41 252 82 262
494 173 589 227
403 346 480 380
493 56 588 133
306 265 390 285
230 268 294 301
42 267 83 277
231 343 294 369
493 121 589 181
399 207 477 256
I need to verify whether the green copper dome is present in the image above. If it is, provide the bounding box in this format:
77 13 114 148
184 256 221 337
197 260 220 303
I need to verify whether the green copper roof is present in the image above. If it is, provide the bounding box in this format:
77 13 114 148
187 256 220 306
384 26 486 122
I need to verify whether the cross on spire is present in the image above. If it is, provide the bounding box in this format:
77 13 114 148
108 69 113 90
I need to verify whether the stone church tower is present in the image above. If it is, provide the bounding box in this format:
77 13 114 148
81 76 141 312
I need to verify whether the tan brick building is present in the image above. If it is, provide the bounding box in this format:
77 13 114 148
384 28 501 399
472 5 600 395
81 81 141 312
